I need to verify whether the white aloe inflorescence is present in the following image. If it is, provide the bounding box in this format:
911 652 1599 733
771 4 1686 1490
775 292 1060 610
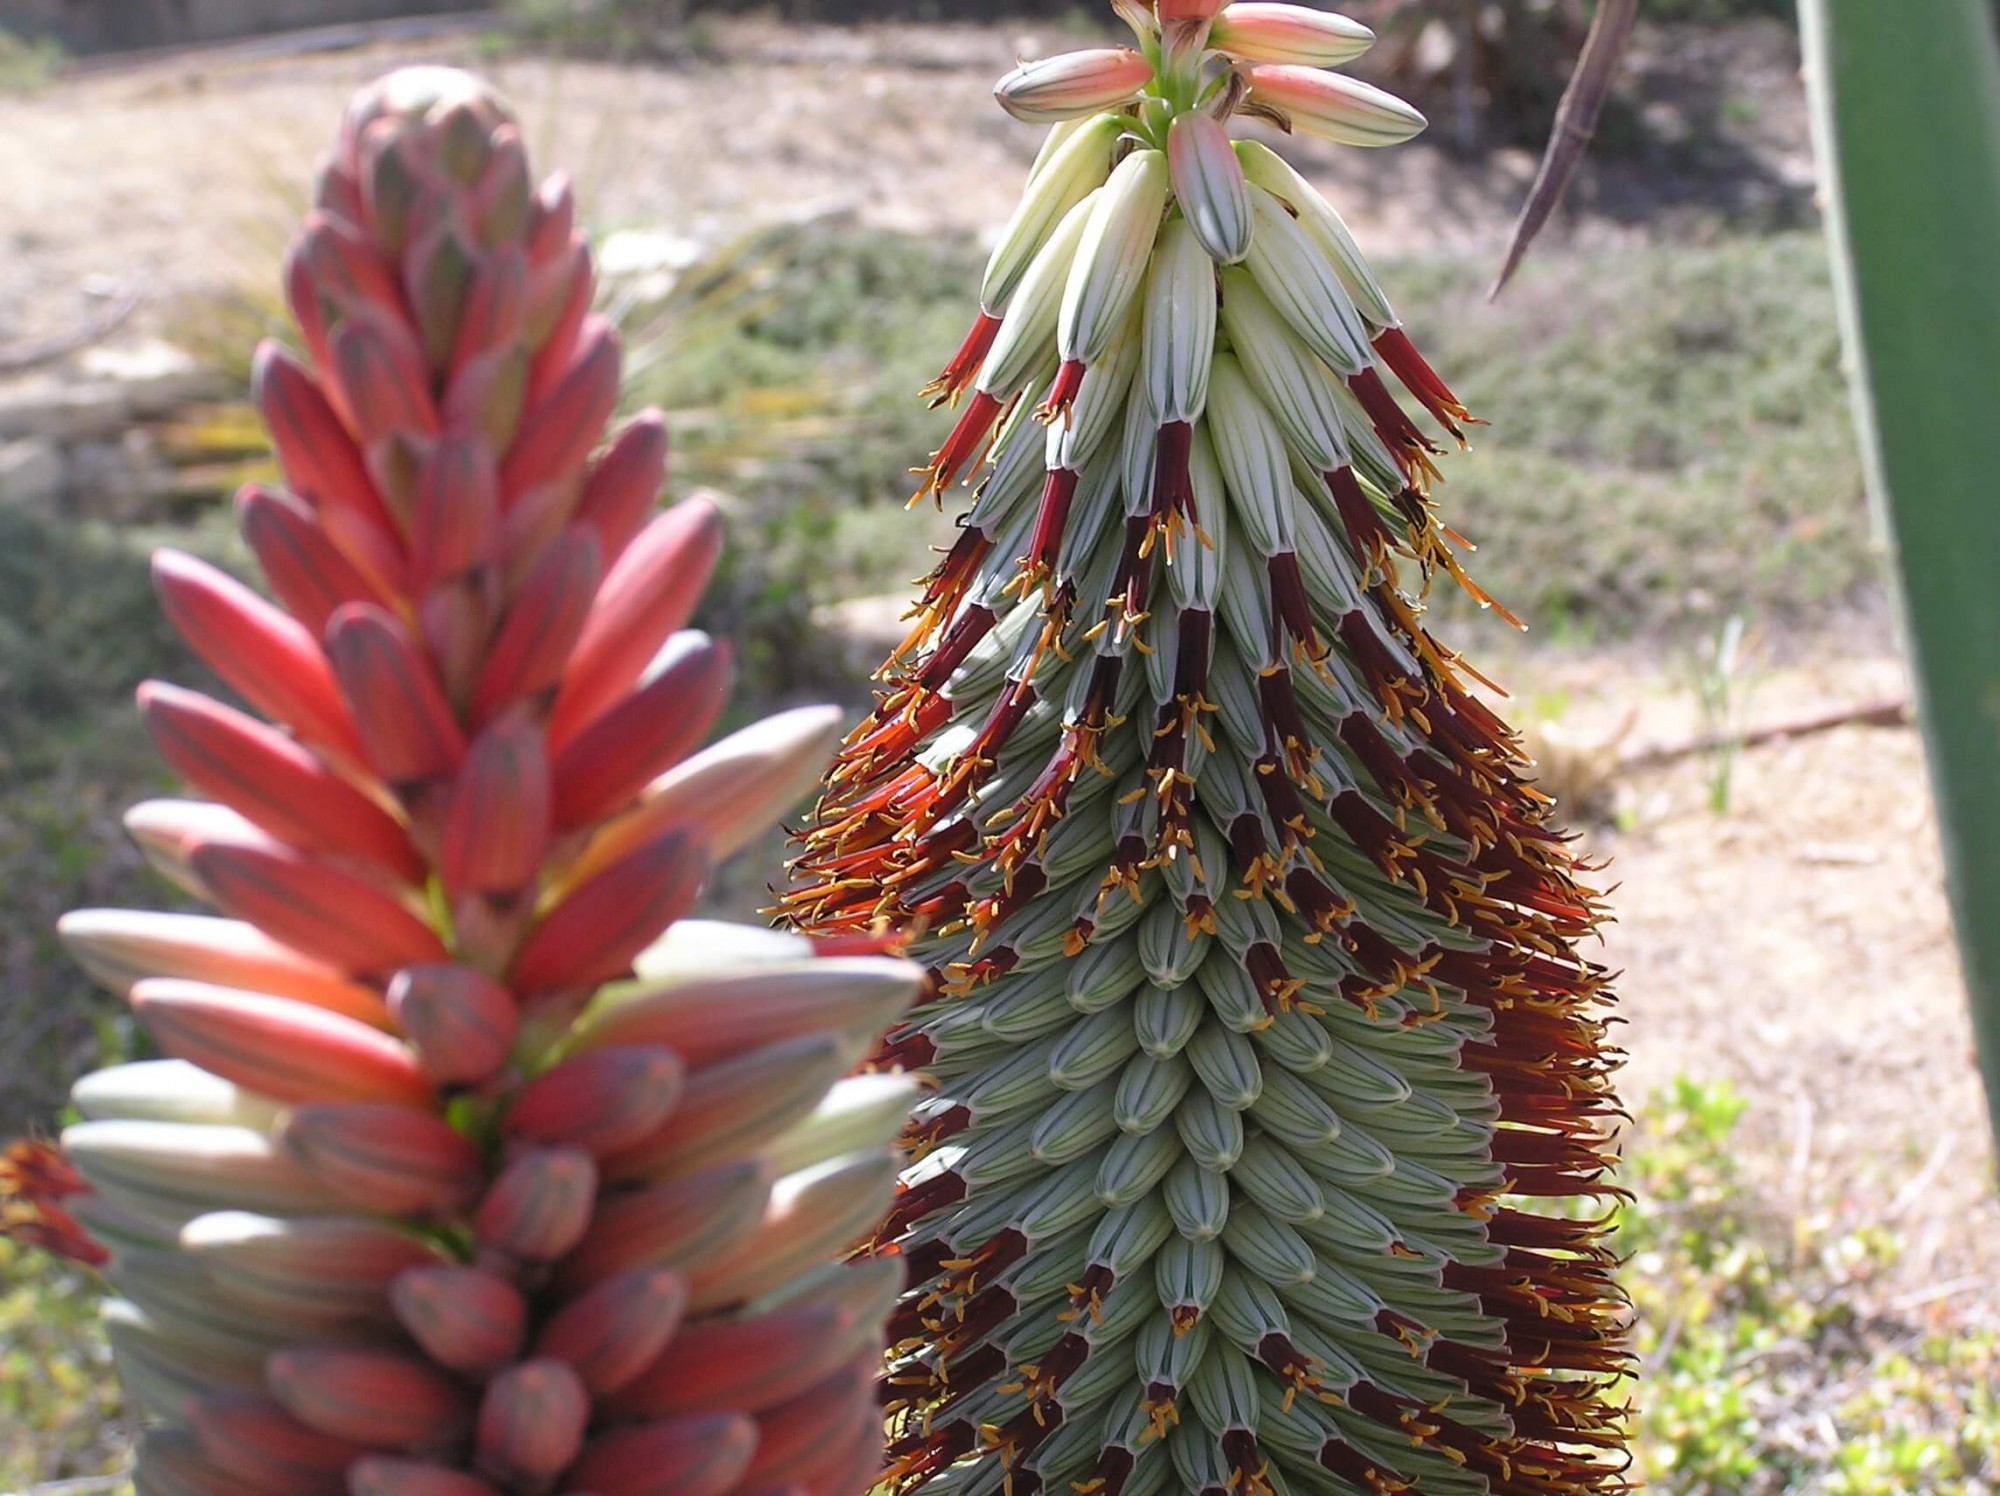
45 68 923 1496
790 6 1629 1496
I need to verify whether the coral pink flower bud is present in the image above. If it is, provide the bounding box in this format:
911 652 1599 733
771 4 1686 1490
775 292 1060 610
567 1413 757 1496
534 1266 688 1395
140 681 423 882
387 963 518 1086
236 483 392 635
283 1102 483 1216
1210 2 1374 65
266 1347 474 1453
188 839 448 975
508 832 707 994
546 498 724 749
440 719 551 897
391 1265 529 1374
350 1459 503 1496
475 1146 598 1263
131 978 431 1106
182 1394 371 1488
994 47 1156 124
503 1045 685 1157
1246 62 1428 146
474 1359 591 1482
324 603 468 784
152 550 365 765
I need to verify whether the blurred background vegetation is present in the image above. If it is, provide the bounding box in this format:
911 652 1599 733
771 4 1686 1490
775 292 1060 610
0 2 1992 1492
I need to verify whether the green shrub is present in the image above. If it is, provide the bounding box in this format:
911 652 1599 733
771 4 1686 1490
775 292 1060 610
1617 1078 2000 1493
0 1240 128 1488
0 510 204 1139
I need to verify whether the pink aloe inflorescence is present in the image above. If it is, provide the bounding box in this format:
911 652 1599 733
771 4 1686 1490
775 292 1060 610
51 67 923 1496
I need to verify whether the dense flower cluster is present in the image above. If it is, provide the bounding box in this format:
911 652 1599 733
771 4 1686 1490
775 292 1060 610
789 6 1629 1496
48 68 921 1496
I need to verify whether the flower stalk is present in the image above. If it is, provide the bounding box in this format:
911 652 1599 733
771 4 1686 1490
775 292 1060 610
27 67 922 1496
789 6 1628 1496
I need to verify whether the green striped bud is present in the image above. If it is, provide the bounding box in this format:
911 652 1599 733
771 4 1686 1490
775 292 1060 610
1204 354 1296 556
977 188 1100 399
1185 1340 1260 1435
1220 1201 1316 1286
1096 1121 1181 1206
1229 1134 1326 1222
1058 149 1171 373
1242 183 1374 376
1134 980 1206 1060
1141 217 1219 426
1049 1005 1142 1090
1235 138 1399 329
1185 1022 1262 1110
1145 1259 1218 1342
1031 1081 1120 1163
1216 266 1351 473
1173 1090 1244 1173
1115 1051 1197 1135
1088 1191 1175 1275
1166 111 1253 266
982 113 1126 315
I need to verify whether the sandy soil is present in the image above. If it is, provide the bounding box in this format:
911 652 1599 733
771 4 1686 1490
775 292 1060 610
1523 641 2000 1325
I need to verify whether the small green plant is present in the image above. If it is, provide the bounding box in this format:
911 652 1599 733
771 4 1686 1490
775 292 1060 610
1616 1078 2000 1494
0 1239 128 1486
1690 610 1754 814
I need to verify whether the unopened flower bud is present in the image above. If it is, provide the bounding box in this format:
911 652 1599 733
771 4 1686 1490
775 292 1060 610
995 47 1156 125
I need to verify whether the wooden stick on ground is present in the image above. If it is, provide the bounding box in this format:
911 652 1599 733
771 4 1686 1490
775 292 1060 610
0 286 139 376
1622 697 1910 771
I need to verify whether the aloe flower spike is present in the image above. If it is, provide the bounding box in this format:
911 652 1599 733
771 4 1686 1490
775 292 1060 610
789 6 1628 1496
33 66 923 1496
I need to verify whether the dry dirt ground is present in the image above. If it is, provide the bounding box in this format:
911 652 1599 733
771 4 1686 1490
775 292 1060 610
0 16 1990 1331
1520 639 2000 1325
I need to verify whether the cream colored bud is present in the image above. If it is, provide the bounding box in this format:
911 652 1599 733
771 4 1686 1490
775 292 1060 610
1242 184 1374 377
982 113 1126 315
1205 352 1297 557
1059 148 1171 370
1235 139 1399 328
1141 216 1219 427
978 188 1101 398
